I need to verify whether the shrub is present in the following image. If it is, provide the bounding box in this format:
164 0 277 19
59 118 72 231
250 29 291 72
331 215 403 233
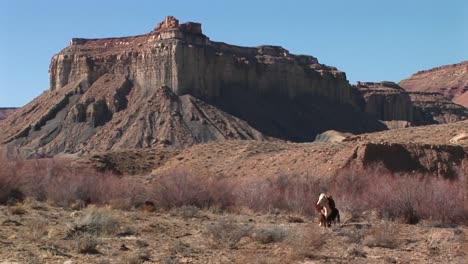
67 207 119 236
363 221 399 249
152 170 235 210
206 218 253 249
287 227 326 260
76 234 99 254
253 225 288 244
0 157 147 208
346 243 366 258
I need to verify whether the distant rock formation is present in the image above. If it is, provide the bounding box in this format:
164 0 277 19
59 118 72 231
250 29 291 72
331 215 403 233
0 107 17 121
399 61 468 107
355 81 467 127
1 16 388 154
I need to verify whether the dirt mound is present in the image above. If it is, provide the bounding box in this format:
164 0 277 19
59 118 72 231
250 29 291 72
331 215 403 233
0 79 266 155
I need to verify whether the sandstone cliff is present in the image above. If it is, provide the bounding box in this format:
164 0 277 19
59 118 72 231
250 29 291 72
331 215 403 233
399 61 468 107
0 16 387 154
355 81 414 123
355 81 467 127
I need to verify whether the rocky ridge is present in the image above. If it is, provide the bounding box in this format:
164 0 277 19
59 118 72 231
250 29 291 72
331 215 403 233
399 61 468 107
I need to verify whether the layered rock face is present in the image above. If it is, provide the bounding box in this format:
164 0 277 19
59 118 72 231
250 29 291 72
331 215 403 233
0 107 17 121
356 81 414 122
355 81 467 127
399 61 468 107
50 16 353 104
1 16 389 154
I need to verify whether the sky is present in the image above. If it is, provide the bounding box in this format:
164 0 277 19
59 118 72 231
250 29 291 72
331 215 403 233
0 0 467 107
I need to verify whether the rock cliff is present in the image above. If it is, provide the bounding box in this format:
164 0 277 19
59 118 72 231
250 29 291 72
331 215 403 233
356 81 414 122
399 61 468 107
355 81 467 127
0 16 388 154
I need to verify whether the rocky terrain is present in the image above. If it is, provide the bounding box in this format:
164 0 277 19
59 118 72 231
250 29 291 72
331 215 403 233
399 61 468 107
0 107 17 121
355 81 467 126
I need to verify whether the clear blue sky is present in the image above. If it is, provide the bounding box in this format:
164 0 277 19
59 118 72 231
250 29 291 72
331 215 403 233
1 0 467 107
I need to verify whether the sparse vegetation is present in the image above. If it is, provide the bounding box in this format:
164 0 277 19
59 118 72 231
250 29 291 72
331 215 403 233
67 207 119 237
76 234 100 254
288 227 327 259
253 225 288 244
1 157 466 224
363 221 400 249
207 218 253 248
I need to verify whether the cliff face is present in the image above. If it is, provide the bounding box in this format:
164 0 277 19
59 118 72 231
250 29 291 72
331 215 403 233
1 16 389 154
356 82 414 123
399 61 468 107
49 16 352 104
355 81 467 127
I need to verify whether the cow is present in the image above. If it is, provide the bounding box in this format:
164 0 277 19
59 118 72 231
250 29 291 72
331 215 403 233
315 193 340 227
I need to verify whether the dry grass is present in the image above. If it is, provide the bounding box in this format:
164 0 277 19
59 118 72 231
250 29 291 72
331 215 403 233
287 227 327 260
67 207 119 237
253 225 288 244
363 221 400 249
76 234 99 254
206 218 253 249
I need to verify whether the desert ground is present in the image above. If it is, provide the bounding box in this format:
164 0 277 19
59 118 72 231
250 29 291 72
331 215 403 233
1 199 467 264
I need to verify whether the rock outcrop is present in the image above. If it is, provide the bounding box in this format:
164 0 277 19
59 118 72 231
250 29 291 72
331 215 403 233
355 81 467 127
0 107 17 121
356 81 414 123
409 92 468 125
0 16 389 154
399 61 468 107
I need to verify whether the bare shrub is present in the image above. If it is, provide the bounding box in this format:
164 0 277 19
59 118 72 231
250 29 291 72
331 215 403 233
340 227 367 244
0 157 147 208
76 234 99 254
27 218 49 241
346 243 366 258
235 174 322 216
330 166 468 224
173 205 200 219
206 218 253 249
67 207 119 236
152 170 235 210
253 225 288 244
287 227 327 260
363 221 399 249
170 240 193 255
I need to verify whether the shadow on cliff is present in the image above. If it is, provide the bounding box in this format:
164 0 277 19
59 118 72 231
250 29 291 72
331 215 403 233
209 90 387 142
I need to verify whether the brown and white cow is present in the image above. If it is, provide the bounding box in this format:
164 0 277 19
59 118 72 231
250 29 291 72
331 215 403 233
315 193 340 227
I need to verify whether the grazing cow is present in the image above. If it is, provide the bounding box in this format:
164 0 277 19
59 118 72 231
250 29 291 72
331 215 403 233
315 193 339 227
